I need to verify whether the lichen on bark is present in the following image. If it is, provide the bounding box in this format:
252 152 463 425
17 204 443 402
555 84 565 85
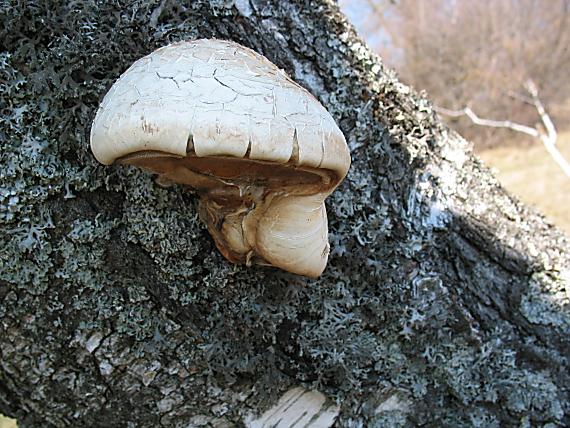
0 1 568 427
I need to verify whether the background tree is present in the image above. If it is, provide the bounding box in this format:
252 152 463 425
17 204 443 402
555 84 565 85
1 1 569 427
345 0 570 147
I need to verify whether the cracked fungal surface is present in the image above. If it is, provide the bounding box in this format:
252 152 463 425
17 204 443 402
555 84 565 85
90 40 350 277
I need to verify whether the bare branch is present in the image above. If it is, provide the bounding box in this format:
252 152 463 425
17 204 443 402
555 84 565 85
522 79 570 177
525 79 558 145
435 100 570 178
434 106 539 137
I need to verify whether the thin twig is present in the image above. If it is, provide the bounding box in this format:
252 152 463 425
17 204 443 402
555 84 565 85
505 90 535 106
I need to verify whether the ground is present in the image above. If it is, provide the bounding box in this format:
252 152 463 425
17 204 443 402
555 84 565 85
478 130 570 234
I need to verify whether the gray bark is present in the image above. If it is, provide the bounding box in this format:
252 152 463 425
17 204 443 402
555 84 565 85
0 0 568 427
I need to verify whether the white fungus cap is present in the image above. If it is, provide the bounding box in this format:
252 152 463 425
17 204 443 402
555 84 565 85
90 39 350 180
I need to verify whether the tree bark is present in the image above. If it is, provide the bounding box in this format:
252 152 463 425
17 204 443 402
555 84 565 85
1 1 568 427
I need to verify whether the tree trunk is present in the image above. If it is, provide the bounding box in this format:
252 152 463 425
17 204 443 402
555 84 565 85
1 1 568 427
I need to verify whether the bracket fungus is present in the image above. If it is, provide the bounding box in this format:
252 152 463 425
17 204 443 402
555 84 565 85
90 40 350 277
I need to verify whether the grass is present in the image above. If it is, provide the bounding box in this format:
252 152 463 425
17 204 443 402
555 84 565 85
477 131 570 235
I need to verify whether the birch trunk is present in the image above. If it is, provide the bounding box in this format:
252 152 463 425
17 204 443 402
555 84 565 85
0 1 568 427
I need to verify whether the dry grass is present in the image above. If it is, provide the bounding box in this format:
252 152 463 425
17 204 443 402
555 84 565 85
0 416 17 428
477 131 570 235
